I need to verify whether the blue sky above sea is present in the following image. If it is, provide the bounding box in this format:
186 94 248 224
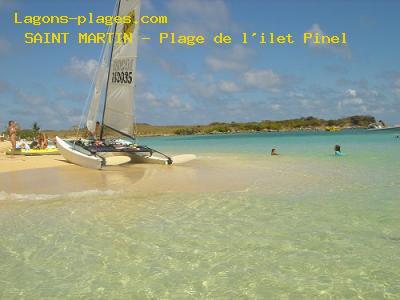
0 0 399 130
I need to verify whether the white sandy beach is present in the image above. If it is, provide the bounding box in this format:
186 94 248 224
0 140 259 194
0 141 68 173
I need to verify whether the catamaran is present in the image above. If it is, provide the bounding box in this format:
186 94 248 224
57 0 194 169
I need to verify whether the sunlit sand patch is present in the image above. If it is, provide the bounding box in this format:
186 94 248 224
0 153 340 196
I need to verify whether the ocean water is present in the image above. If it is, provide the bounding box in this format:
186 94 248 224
1 130 399 298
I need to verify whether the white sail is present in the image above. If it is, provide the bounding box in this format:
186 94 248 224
103 0 141 136
86 54 106 134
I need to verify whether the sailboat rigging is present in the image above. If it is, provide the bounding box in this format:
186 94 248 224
56 0 181 169
99 0 121 141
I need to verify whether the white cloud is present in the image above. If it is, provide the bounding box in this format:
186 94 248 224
306 23 351 59
205 57 244 72
184 75 218 99
15 90 45 105
0 80 45 106
345 89 357 97
307 24 324 47
288 91 305 98
340 89 364 108
343 97 363 105
40 103 81 127
141 92 161 107
153 57 195 81
167 95 192 111
338 95 364 111
63 56 98 80
1 81 82 129
206 45 253 71
56 88 86 102
218 80 241 93
243 69 282 92
271 104 281 111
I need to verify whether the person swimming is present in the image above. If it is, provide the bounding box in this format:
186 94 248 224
271 148 279 156
334 144 344 156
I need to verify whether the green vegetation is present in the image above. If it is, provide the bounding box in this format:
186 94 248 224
36 115 376 138
163 115 374 136
18 122 41 139
32 122 40 132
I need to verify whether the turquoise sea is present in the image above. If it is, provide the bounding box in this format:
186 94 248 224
1 129 399 298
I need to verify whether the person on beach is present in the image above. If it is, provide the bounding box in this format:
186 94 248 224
334 144 344 156
41 133 48 149
271 148 279 156
86 122 100 141
37 133 44 149
95 121 101 139
7 120 17 151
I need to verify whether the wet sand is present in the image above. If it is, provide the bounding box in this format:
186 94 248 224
0 137 330 196
0 141 256 194
0 139 336 196
0 156 259 195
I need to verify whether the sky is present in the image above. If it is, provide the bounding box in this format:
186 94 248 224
0 0 399 130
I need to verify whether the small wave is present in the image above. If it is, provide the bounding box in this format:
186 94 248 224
0 189 121 202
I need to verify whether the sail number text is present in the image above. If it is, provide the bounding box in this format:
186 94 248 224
111 71 133 84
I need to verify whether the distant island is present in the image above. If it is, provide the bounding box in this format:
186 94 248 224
5 115 376 139
132 115 376 136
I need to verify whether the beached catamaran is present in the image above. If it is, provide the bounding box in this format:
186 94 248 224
57 0 193 169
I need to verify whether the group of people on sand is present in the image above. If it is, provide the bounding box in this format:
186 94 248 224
27 132 48 150
7 120 49 151
270 145 344 156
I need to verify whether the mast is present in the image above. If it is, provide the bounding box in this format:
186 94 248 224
100 0 122 140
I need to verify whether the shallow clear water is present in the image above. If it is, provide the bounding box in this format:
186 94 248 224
1 130 399 298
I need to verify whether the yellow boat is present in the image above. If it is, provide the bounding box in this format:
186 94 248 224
325 126 341 132
6 148 59 156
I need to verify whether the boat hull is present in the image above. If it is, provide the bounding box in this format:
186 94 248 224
128 153 171 165
100 151 171 165
56 137 103 169
367 126 400 132
56 137 171 169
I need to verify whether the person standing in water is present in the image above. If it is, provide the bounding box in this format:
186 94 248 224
7 120 17 150
271 148 279 156
334 144 344 156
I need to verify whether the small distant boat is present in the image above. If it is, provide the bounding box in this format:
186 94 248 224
367 121 400 131
367 125 400 132
56 0 194 169
325 126 341 132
